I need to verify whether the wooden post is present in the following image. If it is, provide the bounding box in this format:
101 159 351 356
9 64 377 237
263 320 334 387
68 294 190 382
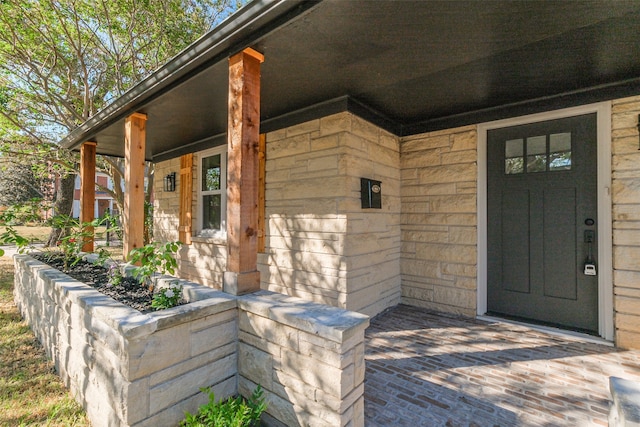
123 112 147 260
179 153 193 245
80 141 96 252
224 47 264 295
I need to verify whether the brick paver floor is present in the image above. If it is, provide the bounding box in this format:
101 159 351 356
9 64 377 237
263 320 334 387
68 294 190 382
364 305 640 426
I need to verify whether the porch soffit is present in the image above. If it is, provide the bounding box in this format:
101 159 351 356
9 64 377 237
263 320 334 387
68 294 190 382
61 0 640 161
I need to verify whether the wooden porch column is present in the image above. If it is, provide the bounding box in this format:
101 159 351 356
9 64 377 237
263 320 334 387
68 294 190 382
224 47 264 295
179 153 193 245
80 141 96 252
123 112 147 259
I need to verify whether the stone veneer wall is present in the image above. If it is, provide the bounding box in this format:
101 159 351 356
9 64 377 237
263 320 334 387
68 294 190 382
260 112 401 317
237 291 368 427
153 156 181 243
399 125 478 317
611 95 640 349
13 254 238 427
14 255 368 427
154 155 227 289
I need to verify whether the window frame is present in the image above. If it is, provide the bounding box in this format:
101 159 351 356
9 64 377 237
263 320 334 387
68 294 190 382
197 146 227 238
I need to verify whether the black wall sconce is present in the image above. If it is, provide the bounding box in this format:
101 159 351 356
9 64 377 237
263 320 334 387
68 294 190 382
164 172 176 192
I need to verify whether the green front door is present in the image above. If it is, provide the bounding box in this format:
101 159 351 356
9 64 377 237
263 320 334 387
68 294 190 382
487 113 598 334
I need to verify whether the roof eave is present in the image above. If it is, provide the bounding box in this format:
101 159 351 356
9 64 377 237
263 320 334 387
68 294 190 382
60 0 321 152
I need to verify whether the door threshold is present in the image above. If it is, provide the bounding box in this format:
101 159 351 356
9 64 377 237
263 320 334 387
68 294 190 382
477 315 614 347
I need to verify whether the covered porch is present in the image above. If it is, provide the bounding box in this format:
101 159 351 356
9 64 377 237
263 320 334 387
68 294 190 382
55 1 640 425
365 305 640 426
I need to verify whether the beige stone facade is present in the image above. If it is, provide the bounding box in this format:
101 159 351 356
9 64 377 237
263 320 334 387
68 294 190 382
155 99 640 349
154 155 227 289
400 126 478 317
260 112 401 316
153 156 181 243
612 96 640 348
155 112 402 318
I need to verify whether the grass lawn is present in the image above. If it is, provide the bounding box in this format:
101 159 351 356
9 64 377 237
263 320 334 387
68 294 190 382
0 256 90 426
0 226 51 243
0 225 112 244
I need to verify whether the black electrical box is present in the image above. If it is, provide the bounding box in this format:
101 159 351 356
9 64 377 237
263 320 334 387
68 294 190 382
361 178 382 209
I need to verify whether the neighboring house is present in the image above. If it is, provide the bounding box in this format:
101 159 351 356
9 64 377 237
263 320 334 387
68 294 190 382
61 0 640 353
71 172 116 219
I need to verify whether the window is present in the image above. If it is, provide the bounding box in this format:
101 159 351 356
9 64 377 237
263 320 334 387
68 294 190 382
198 147 227 237
504 132 572 175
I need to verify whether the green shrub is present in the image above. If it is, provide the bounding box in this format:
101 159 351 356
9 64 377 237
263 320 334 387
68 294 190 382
151 282 183 310
181 386 266 427
47 215 102 270
127 241 181 291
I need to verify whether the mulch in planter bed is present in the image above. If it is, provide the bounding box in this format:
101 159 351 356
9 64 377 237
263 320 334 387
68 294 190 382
31 252 157 313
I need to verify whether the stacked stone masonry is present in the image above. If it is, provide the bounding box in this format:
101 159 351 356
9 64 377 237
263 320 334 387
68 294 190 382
13 254 367 427
154 155 227 289
153 156 181 243
399 125 478 317
13 254 238 427
154 101 640 350
237 291 369 427
261 112 401 317
155 114 475 319
611 95 640 349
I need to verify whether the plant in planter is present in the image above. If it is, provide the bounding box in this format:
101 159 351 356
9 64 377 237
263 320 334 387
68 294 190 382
181 385 267 427
95 249 124 287
44 215 105 270
151 283 183 310
0 224 30 256
128 241 183 309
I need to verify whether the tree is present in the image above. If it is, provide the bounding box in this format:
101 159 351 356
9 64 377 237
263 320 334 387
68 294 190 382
0 0 243 244
0 160 48 206
0 118 51 208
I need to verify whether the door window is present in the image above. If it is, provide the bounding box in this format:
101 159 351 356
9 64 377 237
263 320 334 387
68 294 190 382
504 132 572 174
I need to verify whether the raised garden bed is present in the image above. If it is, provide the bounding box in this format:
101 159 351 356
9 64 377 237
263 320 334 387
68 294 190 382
13 253 238 427
30 252 157 312
13 252 370 427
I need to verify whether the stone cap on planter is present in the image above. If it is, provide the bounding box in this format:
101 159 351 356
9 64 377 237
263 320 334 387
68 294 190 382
15 253 369 427
16 253 236 340
237 290 370 343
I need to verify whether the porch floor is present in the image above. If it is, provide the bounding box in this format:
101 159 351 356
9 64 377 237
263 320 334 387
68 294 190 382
364 305 640 426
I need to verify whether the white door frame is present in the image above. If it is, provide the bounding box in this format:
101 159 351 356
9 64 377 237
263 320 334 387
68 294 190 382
477 102 613 341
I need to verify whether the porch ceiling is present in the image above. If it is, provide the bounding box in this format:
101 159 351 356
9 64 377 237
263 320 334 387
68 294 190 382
61 0 640 160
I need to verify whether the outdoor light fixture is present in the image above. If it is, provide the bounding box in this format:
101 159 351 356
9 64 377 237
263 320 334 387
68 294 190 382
164 172 176 192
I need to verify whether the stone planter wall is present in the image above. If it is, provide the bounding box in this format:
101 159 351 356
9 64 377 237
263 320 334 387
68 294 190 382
237 291 369 427
13 254 238 427
13 254 369 427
